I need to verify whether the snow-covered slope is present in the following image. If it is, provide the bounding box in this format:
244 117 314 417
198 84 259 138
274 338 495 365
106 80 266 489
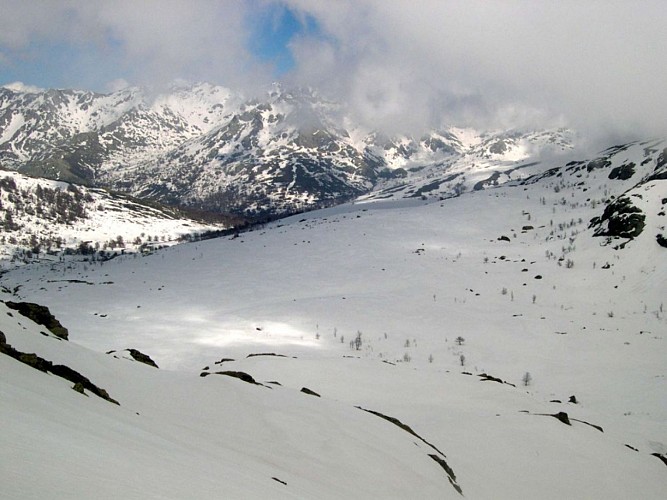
1 138 666 498
0 170 228 267
362 127 575 202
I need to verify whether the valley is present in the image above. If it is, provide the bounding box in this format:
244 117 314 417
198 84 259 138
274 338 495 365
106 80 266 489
1 136 665 498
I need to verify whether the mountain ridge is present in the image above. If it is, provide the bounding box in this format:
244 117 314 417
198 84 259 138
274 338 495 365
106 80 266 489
1 82 576 218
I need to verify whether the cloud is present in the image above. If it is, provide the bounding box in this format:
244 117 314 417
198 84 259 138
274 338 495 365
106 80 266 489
0 0 271 92
1 0 666 145
283 0 667 146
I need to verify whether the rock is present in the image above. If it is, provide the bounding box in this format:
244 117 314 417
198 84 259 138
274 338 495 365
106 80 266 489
651 453 667 468
0 341 118 404
214 371 262 385
608 162 636 180
568 395 578 404
300 387 321 397
657 234 667 248
552 412 571 425
0 330 6 345
4 301 69 340
126 349 159 368
589 196 645 240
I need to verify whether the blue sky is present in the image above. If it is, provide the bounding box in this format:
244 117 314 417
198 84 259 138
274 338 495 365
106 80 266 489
0 1 318 92
248 4 319 77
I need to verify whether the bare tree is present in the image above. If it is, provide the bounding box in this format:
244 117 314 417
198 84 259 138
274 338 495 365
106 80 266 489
354 331 362 351
522 372 532 387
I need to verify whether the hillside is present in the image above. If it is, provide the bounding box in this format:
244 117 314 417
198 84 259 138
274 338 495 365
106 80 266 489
1 138 665 498
0 170 229 267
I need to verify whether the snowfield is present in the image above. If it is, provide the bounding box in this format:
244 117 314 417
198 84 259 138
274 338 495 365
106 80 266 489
1 140 666 498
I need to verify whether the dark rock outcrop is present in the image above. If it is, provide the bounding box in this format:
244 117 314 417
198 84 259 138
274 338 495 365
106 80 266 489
4 301 69 340
126 349 159 368
0 341 118 404
300 387 321 397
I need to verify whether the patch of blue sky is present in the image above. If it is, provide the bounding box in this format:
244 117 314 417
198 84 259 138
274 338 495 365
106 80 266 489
246 3 322 76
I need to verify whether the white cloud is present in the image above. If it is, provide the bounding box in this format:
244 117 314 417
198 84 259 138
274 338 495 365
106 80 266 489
0 0 270 92
2 0 666 144
104 78 131 93
284 0 667 144
2 81 45 93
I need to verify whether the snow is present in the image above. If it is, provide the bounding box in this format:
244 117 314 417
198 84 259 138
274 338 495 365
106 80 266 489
0 112 25 144
1 138 666 498
0 171 224 266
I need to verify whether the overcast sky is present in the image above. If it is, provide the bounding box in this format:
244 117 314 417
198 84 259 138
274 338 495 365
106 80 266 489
1 0 666 146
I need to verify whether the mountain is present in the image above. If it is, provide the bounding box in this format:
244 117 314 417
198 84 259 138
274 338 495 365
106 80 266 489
1 132 666 497
0 83 575 218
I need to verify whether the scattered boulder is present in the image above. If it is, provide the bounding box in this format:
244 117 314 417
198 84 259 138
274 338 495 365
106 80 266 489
498 235 510 242
589 196 645 240
300 387 321 397
552 412 571 426
4 301 69 340
106 349 159 368
126 349 159 368
608 162 636 180
651 453 667 468
213 371 262 386
214 358 235 364
478 373 516 387
657 234 667 248
568 395 578 404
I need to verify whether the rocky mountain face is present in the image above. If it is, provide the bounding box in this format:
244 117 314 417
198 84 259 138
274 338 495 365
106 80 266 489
0 82 575 218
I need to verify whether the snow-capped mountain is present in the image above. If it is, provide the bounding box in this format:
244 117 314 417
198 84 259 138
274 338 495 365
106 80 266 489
0 82 575 218
0 83 237 184
1 128 665 498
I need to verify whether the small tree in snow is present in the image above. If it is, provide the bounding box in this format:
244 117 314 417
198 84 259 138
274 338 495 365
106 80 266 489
354 331 362 351
455 336 465 346
522 372 532 387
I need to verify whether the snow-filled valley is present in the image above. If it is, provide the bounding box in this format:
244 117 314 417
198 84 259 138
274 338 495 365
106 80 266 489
1 139 666 498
